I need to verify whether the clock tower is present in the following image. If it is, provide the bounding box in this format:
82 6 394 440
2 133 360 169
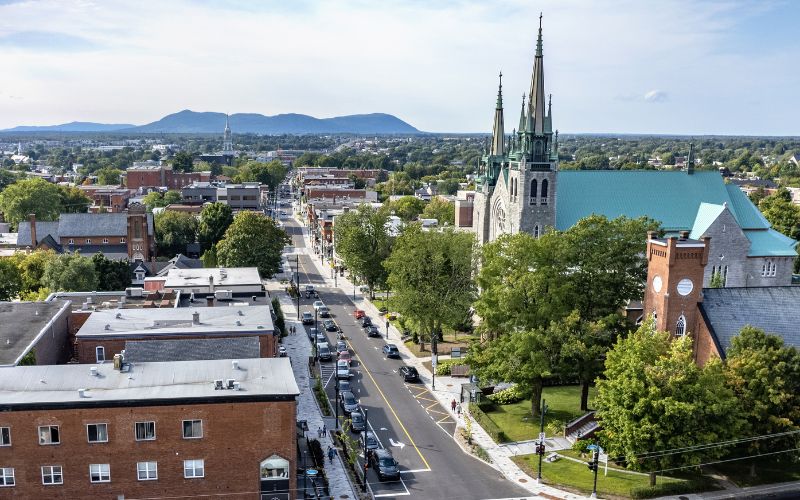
643 231 710 339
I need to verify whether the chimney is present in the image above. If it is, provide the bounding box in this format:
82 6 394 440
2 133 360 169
679 230 690 240
192 311 200 325
206 296 214 307
208 275 215 293
647 230 658 241
28 213 37 246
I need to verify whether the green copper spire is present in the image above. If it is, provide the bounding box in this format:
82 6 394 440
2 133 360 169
490 72 505 156
518 93 526 134
528 12 546 135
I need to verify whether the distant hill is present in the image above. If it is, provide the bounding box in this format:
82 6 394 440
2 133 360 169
2 121 135 132
2 110 420 134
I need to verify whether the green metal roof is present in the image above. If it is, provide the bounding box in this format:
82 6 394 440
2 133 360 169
689 202 726 239
745 229 798 257
555 171 770 231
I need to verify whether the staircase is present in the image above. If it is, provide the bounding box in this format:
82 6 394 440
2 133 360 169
564 411 600 443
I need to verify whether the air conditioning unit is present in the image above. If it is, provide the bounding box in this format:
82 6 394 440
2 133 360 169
214 379 223 390
226 379 235 390
125 287 143 297
214 290 233 300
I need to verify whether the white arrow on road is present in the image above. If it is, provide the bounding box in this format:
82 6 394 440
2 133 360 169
389 438 406 450
380 427 388 431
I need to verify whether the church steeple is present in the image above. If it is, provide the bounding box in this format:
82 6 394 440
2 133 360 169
222 113 233 153
528 13 546 135
490 72 505 156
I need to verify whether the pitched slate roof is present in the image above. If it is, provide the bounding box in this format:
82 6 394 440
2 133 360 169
555 171 769 231
700 286 800 357
15 221 59 246
16 212 153 247
123 337 262 363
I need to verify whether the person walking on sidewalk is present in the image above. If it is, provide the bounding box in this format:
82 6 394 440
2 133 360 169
451 399 457 412
328 446 337 463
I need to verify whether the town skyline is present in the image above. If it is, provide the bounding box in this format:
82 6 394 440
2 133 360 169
1 0 798 135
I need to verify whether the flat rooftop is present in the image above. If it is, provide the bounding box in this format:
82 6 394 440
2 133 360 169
76 305 274 338
48 290 178 311
0 358 298 409
164 267 262 288
0 301 70 366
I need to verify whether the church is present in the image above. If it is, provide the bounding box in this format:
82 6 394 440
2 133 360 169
471 17 797 287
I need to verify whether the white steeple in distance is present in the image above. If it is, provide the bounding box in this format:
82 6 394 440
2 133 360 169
222 113 233 154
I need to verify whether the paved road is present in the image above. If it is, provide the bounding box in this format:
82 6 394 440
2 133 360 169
280 209 529 500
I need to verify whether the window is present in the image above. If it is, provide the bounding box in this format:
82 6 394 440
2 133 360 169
102 238 109 244
137 461 158 481
0 468 14 487
182 420 203 439
68 239 74 245
95 346 105 363
540 179 549 205
533 225 540 239
675 315 686 337
86 239 92 244
183 459 204 478
41 465 63 485
0 427 9 446
87 423 108 443
135 421 155 441
120 237 126 243
38 425 60 445
529 179 537 205
260 456 289 480
89 464 110 483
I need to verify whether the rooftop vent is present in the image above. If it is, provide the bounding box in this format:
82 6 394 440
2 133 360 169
78 388 87 398
238 310 244 316
192 311 200 325
104 324 111 331
90 366 98 377
213 379 223 390
232 360 240 370
235 320 242 326
226 378 235 389
115 312 122 319
233 381 241 391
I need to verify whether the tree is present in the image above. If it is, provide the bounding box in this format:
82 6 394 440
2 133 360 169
348 174 367 189
0 259 22 301
438 178 460 195
42 252 99 291
198 202 233 251
57 185 92 213
155 211 198 257
171 151 194 173
759 189 800 240
725 327 800 475
91 253 131 291
96 167 123 185
334 204 392 297
421 197 455 226
142 190 182 212
237 160 287 192
595 321 744 485
385 195 425 221
0 177 62 225
10 250 56 294
384 225 475 350
0 169 19 191
216 211 289 277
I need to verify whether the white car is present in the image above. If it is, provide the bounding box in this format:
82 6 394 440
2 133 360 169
313 300 325 311
336 360 351 379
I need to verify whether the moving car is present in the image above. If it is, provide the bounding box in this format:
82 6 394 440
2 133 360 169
354 309 365 319
323 319 338 332
399 366 419 382
339 391 360 416
368 449 400 481
361 317 372 328
366 325 381 337
360 431 380 451
301 311 314 325
318 343 332 361
338 351 352 363
349 410 365 432
313 300 325 310
336 360 351 379
278 346 287 357
382 344 400 358
317 306 331 318
335 341 348 354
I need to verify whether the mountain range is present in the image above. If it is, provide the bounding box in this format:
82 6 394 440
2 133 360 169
1 110 420 134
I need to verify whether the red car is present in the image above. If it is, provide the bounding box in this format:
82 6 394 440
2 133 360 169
354 309 365 319
338 351 352 363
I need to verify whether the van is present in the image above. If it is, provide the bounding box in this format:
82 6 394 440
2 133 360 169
318 344 332 361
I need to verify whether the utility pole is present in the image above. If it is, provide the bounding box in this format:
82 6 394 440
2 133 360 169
363 408 369 493
536 399 548 482
295 254 300 320
431 331 438 390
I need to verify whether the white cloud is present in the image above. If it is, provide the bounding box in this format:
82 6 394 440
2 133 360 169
643 90 668 103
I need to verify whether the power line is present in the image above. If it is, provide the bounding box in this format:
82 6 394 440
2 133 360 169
649 446 800 475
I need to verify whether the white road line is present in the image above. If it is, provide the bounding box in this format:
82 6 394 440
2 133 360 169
399 468 431 474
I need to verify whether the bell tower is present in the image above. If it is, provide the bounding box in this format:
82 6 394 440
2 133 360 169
126 203 151 262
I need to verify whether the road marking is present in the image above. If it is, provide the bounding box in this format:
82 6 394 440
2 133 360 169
425 402 441 411
353 350 431 471
436 416 452 424
399 468 431 474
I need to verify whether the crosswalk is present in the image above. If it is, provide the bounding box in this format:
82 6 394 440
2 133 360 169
320 363 336 387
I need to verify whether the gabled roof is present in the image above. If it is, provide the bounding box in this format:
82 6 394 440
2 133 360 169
700 287 800 357
689 202 726 239
16 221 59 246
745 229 798 257
16 212 153 246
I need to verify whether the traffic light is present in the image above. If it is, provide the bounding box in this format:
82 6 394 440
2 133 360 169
587 461 597 472
536 443 545 455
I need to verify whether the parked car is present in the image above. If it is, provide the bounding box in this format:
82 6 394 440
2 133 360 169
338 351 352 363
315 333 327 345
336 360 351 379
323 319 338 332
317 306 331 318
399 366 419 382
338 379 351 392
318 344 332 361
361 317 372 328
349 410 365 432
339 391 360 416
335 340 348 353
301 311 314 325
360 431 380 451
313 300 325 310
354 309 365 319
368 449 400 481
278 346 287 357
382 344 400 358
366 325 381 337
305 285 315 294
307 327 319 340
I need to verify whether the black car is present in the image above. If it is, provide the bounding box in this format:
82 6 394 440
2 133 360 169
323 319 338 332
301 311 314 325
360 431 380 451
338 379 352 393
366 325 380 337
399 366 419 382
349 410 365 432
339 391 360 416
382 344 400 358
368 449 400 481
361 317 372 328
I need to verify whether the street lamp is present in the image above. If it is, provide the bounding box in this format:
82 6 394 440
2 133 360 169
362 408 369 493
385 319 390 340
334 373 340 429
536 399 549 483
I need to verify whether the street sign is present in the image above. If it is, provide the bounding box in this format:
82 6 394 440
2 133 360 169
538 432 546 442
431 355 438 368
587 444 598 451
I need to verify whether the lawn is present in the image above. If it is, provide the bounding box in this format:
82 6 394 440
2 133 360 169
513 453 688 498
715 458 800 487
483 385 597 442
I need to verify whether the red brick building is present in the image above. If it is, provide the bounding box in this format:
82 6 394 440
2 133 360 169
123 164 211 191
0 358 298 499
78 185 132 213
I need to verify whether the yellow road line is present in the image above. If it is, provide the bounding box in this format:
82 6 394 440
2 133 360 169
425 402 443 411
436 416 452 424
354 351 431 470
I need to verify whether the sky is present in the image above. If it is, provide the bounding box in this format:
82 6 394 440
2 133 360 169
0 0 798 135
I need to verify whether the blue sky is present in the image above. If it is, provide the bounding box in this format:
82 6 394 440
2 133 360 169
0 0 797 135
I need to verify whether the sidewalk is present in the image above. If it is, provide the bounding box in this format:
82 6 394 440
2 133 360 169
293 217 589 500
270 282 358 500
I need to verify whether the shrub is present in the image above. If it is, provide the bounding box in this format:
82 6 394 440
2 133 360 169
308 438 324 467
487 385 528 405
475 445 491 463
271 297 287 337
470 402 509 443
545 419 565 436
630 479 709 499
572 438 592 455
434 359 461 376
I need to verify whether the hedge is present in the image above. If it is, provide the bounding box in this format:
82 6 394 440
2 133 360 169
434 359 461 376
487 384 528 405
630 479 711 499
470 402 509 443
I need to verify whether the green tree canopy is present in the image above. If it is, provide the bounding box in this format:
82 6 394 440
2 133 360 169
421 197 455 226
333 204 392 297
198 202 234 251
171 151 194 173
0 177 62 225
0 259 22 301
237 160 287 191
96 167 123 185
385 195 425 222
141 190 182 212
56 185 92 213
92 253 131 291
42 252 99 292
758 188 800 240
155 211 198 257
9 250 56 294
216 211 289 277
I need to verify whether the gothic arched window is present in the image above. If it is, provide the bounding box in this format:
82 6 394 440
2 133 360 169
675 315 686 337
534 225 540 239
540 179 549 206
529 179 537 205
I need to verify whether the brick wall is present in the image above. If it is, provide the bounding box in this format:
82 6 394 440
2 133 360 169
0 400 296 499
694 313 722 366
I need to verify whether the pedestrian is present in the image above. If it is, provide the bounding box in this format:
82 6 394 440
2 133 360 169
317 426 323 438
456 403 462 416
322 423 327 435
451 399 457 412
328 446 335 462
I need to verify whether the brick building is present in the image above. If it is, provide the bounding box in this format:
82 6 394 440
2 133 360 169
123 164 211 191
642 232 800 365
0 358 298 499
78 185 132 213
